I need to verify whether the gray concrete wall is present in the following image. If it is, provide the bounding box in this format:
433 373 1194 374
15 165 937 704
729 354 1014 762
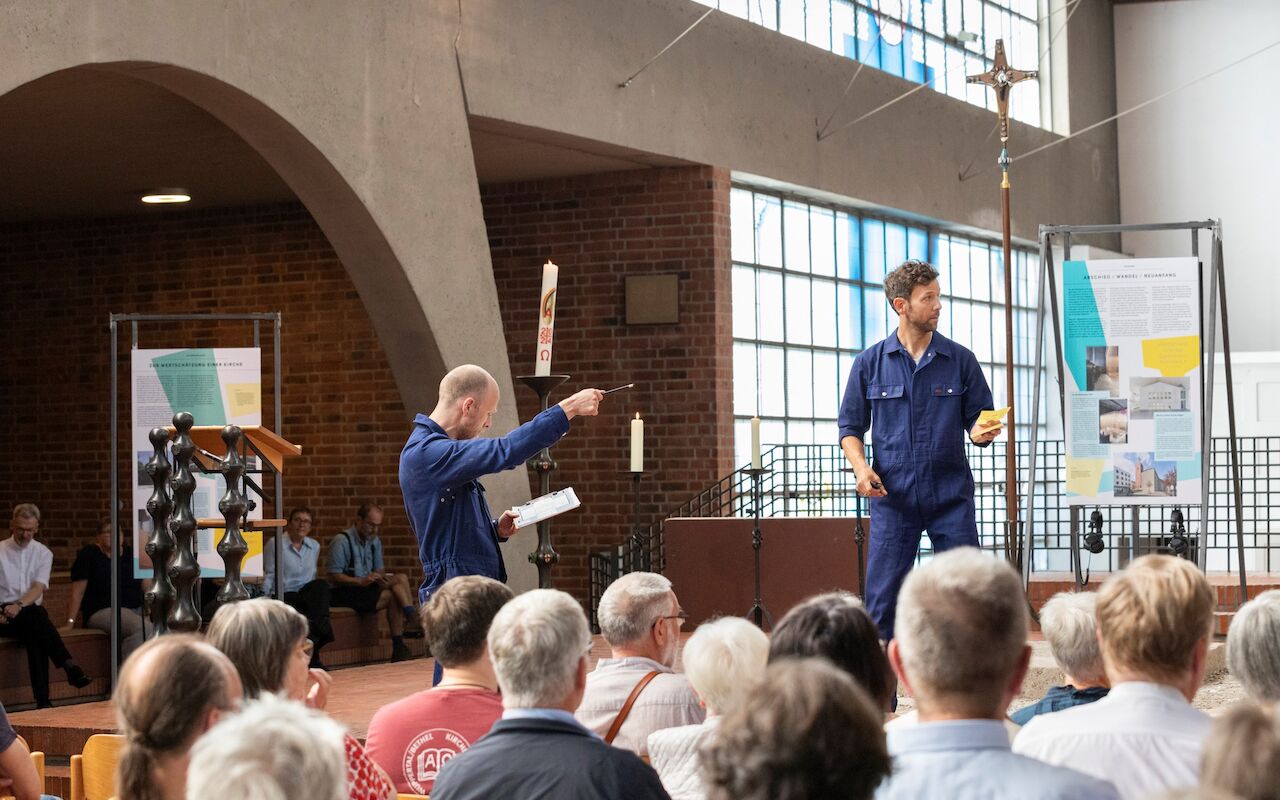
1114 0 1280 353
459 0 1120 244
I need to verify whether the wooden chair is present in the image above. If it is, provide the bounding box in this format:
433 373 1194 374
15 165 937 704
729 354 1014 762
0 735 44 800
69 733 125 800
397 794 429 800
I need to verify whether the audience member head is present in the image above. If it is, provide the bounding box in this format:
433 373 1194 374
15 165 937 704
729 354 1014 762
420 575 513 672
597 571 684 667
889 547 1029 720
185 693 346 800
701 658 890 800
9 503 39 547
1199 703 1280 800
487 588 591 711
681 617 768 717
1096 554 1214 698
207 598 310 700
1227 589 1280 702
768 591 894 711
1039 591 1108 689
115 634 242 800
354 502 383 540
433 365 499 439
284 506 313 540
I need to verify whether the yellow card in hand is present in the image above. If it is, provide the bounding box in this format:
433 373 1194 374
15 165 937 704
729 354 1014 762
977 407 1011 429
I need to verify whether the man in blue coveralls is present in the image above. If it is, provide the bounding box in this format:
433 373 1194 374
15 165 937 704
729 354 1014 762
399 364 604 605
839 260 1001 640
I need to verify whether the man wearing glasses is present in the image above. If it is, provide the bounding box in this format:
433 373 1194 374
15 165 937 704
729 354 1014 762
327 502 421 662
575 571 702 758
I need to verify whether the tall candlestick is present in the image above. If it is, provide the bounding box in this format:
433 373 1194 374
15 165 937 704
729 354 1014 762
630 413 644 473
535 260 559 376
751 416 761 470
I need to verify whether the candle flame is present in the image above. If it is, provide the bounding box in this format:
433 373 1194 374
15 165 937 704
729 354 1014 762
635 412 640 420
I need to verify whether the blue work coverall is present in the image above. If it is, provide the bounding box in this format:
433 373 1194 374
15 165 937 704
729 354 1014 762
398 406 570 603
838 331 993 639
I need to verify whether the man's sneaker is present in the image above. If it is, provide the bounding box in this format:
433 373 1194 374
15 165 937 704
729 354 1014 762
391 642 414 662
65 663 92 689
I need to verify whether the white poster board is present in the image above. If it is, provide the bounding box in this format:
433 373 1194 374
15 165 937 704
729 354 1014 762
1060 257 1203 506
131 347 264 578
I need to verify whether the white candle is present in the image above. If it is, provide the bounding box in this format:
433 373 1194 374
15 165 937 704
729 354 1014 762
751 416 761 470
535 261 559 376
631 413 644 472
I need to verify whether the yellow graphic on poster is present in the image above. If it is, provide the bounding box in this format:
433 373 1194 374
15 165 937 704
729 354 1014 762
1141 336 1199 377
1065 457 1107 497
225 382 262 418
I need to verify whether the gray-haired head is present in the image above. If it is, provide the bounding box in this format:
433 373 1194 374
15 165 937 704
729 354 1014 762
185 693 346 800
487 588 591 710
438 364 497 407
894 548 1028 716
682 617 769 716
1039 592 1106 685
11 503 40 522
597 571 674 647
1227 590 1280 702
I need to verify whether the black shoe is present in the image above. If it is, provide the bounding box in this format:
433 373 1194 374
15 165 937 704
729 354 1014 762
401 628 424 639
66 663 92 689
36 701 53 709
391 642 413 662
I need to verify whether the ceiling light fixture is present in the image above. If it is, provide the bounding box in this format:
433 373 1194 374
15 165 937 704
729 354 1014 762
140 189 191 204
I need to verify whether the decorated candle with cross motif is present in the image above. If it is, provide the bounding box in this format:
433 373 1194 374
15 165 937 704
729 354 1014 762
535 261 558 376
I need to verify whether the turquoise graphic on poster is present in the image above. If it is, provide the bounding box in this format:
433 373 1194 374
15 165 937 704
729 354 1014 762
1062 261 1106 391
151 349 227 425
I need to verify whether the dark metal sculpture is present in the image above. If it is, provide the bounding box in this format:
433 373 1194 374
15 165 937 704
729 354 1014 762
215 425 250 605
143 427 176 635
167 412 201 632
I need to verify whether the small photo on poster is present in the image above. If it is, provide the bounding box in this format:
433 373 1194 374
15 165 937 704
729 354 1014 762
1129 376 1190 419
1114 452 1178 498
1098 398 1129 444
1086 346 1121 396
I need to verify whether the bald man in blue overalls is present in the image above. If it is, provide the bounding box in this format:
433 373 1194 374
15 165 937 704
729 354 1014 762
400 365 603 680
839 260 999 640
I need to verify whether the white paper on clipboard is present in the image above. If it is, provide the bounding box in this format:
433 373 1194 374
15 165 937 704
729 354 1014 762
512 487 581 529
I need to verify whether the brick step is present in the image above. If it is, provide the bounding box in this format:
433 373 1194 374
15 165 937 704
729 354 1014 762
42 762 70 799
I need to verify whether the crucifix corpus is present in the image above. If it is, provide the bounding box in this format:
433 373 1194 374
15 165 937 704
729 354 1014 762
967 39 1037 568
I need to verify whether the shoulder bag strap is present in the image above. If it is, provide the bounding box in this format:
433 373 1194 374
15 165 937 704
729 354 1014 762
604 670 661 745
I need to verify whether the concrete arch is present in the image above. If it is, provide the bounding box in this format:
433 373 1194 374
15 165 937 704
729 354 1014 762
4 2 539 587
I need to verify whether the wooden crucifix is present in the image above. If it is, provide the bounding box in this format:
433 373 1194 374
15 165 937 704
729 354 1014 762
967 39 1037 569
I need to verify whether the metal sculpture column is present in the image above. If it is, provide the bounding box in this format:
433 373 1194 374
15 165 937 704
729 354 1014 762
143 427 176 635
519 374 570 588
215 425 251 605
744 466 774 630
167 412 201 632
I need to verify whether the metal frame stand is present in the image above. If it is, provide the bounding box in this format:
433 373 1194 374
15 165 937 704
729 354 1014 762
109 312 283 685
1022 222 1247 605
743 467 774 630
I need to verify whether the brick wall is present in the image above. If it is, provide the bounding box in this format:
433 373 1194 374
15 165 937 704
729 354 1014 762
0 204 422 581
483 166 736 602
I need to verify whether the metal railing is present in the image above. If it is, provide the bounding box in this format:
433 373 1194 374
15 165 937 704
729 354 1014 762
588 438 1280 627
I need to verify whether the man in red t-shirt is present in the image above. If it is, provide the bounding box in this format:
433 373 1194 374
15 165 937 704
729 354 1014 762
365 575 512 795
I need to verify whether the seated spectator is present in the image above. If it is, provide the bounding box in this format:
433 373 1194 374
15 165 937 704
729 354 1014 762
648 616 768 800
431 589 669 800
365 576 512 795
701 658 890 800
767 591 894 712
263 507 334 667
0 503 91 707
186 693 347 800
115 634 242 800
1014 554 1214 799
64 518 146 662
1199 703 1280 800
575 572 704 757
207 598 395 800
0 700 42 800
1226 589 1280 703
1010 591 1109 725
326 502 420 664
879 548 1119 800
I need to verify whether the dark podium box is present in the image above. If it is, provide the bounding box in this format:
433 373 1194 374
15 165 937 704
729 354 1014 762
663 516 868 628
